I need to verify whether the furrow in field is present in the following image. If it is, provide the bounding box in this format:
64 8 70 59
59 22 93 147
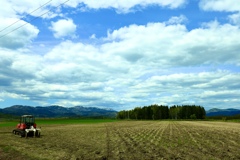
104 124 127 160
171 121 214 160
130 121 179 159
105 124 111 159
107 124 142 159
176 121 240 160
138 121 172 159
200 124 240 159
115 125 145 159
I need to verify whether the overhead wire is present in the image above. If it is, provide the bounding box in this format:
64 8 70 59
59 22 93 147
0 0 70 39
0 0 53 33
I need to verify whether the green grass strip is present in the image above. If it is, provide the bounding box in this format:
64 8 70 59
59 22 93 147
37 118 117 125
0 118 117 127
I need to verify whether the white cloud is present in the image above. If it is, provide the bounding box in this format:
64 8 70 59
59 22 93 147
199 0 240 12
49 19 77 39
0 0 59 19
55 20 240 109
103 19 240 67
0 0 187 50
128 70 240 108
229 12 240 26
166 15 188 25
0 1 17 18
0 18 39 49
0 0 187 21
80 0 187 13
200 90 240 99
90 34 96 39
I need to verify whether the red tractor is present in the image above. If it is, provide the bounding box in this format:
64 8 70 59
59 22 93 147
12 115 41 138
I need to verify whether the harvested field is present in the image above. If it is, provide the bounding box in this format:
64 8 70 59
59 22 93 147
0 121 240 160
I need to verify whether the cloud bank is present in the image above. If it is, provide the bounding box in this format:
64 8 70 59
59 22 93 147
0 0 240 110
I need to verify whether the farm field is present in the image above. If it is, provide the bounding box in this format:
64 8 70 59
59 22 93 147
0 120 240 160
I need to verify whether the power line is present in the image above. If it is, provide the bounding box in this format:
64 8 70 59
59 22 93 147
0 0 70 39
0 0 53 33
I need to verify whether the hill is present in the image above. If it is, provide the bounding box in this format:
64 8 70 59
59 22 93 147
0 105 117 118
206 108 240 117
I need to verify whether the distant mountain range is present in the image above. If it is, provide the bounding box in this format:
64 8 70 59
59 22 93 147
1 105 239 118
0 105 117 118
206 108 240 117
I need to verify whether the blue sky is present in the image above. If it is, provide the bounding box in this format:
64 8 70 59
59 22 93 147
0 0 240 111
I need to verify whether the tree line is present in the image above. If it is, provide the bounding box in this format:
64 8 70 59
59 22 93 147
117 104 206 120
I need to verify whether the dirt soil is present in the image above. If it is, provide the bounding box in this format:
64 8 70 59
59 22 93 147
0 121 240 160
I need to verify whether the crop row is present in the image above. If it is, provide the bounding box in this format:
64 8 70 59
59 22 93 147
104 121 240 160
1 121 240 159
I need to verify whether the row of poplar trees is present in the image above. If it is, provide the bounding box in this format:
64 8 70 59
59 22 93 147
117 104 206 120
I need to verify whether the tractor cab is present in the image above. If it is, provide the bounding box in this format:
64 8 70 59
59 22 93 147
17 115 36 130
20 115 36 129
